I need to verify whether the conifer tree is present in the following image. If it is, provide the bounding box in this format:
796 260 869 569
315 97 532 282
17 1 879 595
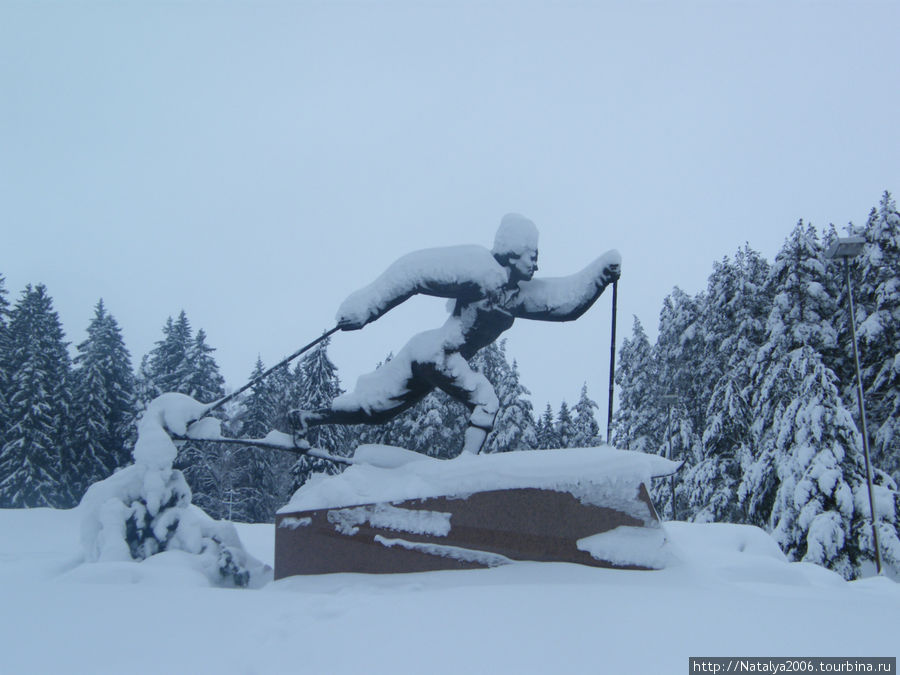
555 401 575 449
70 300 137 497
472 341 536 454
233 358 299 520
186 328 226 403
486 358 537 453
391 390 463 458
742 221 838 527
139 312 233 517
611 317 662 452
766 346 892 578
853 192 900 484
572 383 602 448
682 374 750 523
0 274 11 449
534 412 545 443
138 311 194 403
656 287 705 467
681 246 771 522
290 336 346 491
0 284 73 507
177 330 229 518
535 404 558 449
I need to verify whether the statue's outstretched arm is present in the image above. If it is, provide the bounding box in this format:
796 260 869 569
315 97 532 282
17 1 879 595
336 245 507 330
511 250 621 322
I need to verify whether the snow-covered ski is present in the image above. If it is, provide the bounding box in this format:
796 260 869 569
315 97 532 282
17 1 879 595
171 428 354 466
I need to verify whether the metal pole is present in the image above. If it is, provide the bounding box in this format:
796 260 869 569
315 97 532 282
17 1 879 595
607 280 618 444
843 258 882 575
201 325 340 418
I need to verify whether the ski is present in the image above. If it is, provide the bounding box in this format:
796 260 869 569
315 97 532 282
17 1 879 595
169 429 354 466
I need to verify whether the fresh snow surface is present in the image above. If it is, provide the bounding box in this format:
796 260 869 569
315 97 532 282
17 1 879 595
279 445 679 514
325 503 452 537
80 392 269 587
336 244 507 328
516 249 622 317
577 526 669 569
492 213 539 255
0 507 897 674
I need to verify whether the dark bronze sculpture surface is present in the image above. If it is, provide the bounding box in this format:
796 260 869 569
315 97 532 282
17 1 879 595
291 214 621 455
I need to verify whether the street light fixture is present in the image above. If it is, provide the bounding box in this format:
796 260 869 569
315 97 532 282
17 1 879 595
825 235 882 575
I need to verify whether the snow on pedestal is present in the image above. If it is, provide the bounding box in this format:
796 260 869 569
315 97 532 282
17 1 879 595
275 445 679 577
79 393 270 588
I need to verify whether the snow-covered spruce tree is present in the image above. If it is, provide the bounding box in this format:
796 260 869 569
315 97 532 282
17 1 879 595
290 335 347 491
535 403 559 450
70 300 137 498
138 311 194 404
231 357 295 521
630 289 706 520
138 312 234 519
267 361 301 432
736 221 896 576
680 247 771 523
572 383 602 448
852 192 900 485
741 221 839 529
698 247 772 400
388 390 463 458
471 341 537 454
79 394 269 587
185 328 225 403
686 374 752 523
611 317 662 452
655 287 705 463
556 401 576 449
0 274 11 450
487 358 537 453
173 331 231 520
0 284 74 508
766 346 899 578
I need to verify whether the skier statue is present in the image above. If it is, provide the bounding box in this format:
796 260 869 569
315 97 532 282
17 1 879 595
290 213 621 455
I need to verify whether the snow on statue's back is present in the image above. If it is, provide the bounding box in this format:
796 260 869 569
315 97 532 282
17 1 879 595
336 245 507 330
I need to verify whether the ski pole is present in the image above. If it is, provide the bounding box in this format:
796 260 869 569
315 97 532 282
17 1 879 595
606 280 618 444
201 325 340 418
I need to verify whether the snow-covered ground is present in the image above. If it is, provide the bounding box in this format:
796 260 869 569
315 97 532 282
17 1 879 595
0 506 896 674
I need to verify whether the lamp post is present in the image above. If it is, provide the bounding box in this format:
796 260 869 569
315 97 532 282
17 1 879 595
824 236 882 575
660 393 679 521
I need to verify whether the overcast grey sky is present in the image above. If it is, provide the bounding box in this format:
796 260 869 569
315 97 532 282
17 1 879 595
2 1 898 421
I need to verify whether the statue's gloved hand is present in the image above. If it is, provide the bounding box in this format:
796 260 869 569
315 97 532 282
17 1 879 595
601 262 621 286
594 250 621 288
337 316 366 331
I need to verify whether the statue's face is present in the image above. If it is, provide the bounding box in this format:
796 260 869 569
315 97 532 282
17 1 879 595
507 247 539 282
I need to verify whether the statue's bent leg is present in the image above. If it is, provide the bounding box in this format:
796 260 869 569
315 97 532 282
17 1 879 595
294 354 431 430
415 353 499 455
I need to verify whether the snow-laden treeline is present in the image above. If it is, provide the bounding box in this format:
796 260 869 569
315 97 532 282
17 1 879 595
612 191 900 578
2 192 897 580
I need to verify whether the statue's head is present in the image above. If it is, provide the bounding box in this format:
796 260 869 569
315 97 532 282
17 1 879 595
492 213 539 282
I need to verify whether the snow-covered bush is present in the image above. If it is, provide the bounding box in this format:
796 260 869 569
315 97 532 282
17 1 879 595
79 393 270 588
